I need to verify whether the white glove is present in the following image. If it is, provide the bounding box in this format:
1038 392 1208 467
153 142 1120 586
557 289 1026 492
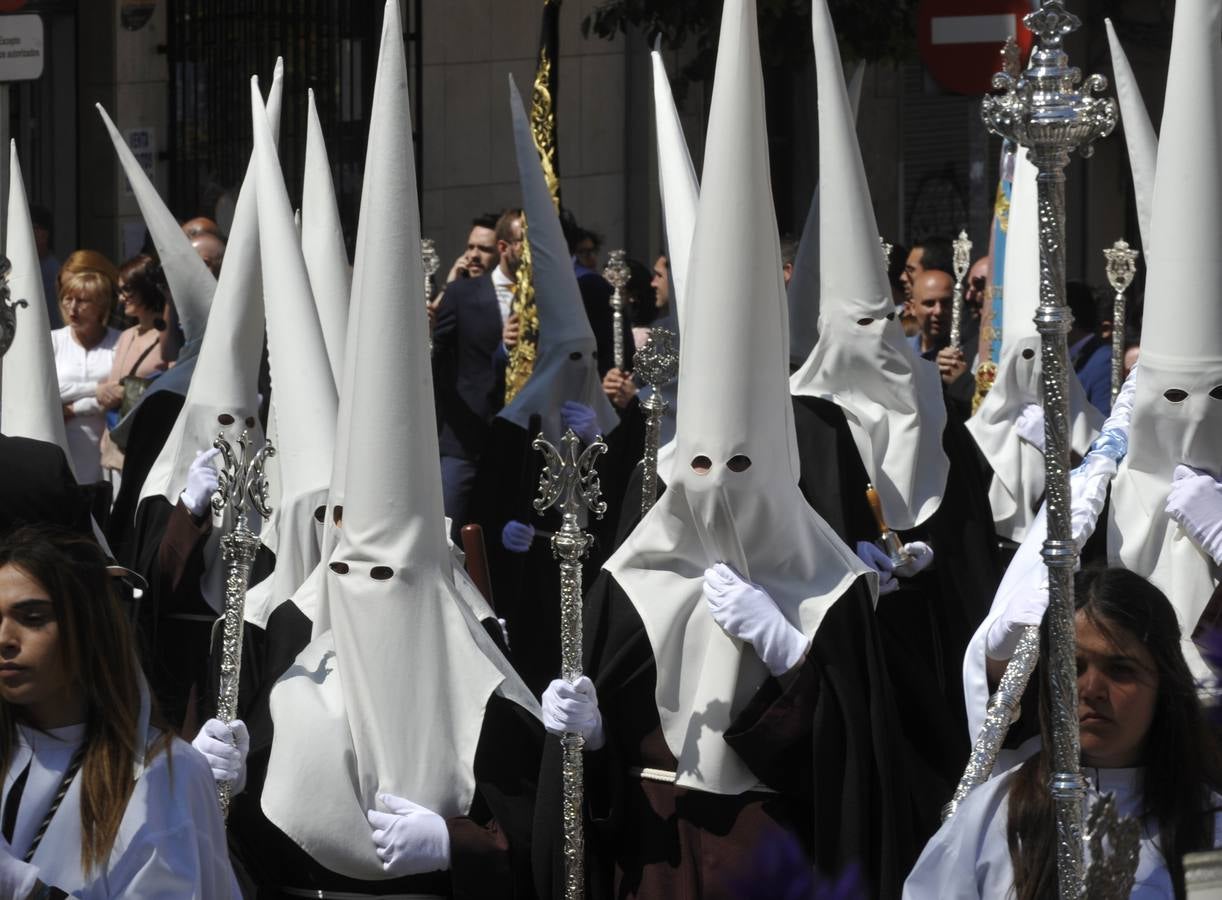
892 540 934 578
703 563 810 676
1069 451 1118 549
180 447 221 517
367 793 450 876
191 717 250 794
541 676 605 750
0 833 39 900
985 579 1048 660
1015 403 1045 453
1167 465 1222 566
855 542 898 595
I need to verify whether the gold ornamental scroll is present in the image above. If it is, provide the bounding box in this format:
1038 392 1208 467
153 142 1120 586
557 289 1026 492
505 1 562 403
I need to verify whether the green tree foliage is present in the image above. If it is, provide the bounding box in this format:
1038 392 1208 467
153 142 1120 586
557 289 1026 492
582 0 919 101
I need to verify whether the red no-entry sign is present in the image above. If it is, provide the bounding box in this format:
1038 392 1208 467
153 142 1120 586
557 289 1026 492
917 0 1034 96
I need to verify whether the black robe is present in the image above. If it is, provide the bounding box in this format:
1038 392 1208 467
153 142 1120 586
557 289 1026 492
532 572 917 900
126 493 274 729
0 434 93 533
471 414 641 697
222 559 542 898
791 394 1003 839
107 390 185 563
229 692 544 899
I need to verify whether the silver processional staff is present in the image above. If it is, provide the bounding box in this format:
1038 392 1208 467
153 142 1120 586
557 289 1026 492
1103 239 1139 405
533 427 607 900
210 428 274 819
603 249 630 373
950 229 973 350
981 2 1119 895
633 327 679 518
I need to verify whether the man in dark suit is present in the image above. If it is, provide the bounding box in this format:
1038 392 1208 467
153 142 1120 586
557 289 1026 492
431 209 522 533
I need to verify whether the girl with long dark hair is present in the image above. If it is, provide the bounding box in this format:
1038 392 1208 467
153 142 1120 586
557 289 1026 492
904 567 1222 898
0 525 237 898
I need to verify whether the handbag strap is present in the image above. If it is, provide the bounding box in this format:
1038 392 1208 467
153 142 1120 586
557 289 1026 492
124 334 158 378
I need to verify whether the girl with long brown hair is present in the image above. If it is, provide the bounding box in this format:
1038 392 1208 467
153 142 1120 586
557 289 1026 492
0 525 237 898
904 567 1222 899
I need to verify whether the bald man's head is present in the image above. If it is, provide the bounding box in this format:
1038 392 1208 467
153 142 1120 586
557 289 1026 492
910 269 954 350
182 217 221 239
191 233 225 277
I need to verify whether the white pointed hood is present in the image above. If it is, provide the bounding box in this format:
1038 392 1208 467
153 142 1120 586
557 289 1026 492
790 0 948 531
605 0 869 797
651 47 698 482
787 60 865 368
497 78 618 443
966 146 1103 542
140 63 283 507
261 1 537 878
97 106 215 351
651 48 698 329
1105 19 1157 255
243 81 338 629
1110 0 1222 640
301 89 351 386
138 64 283 615
2 147 71 458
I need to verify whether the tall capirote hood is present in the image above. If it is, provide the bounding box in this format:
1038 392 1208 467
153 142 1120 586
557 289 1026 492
1105 19 1157 256
789 0 948 531
496 77 619 443
606 0 868 797
97 106 216 351
787 59 865 368
1110 0 1222 649
261 2 537 879
966 145 1103 542
243 80 338 629
301 88 351 386
651 45 699 479
1 146 71 460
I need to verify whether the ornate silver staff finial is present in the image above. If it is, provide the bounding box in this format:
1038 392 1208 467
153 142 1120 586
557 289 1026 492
1083 792 1142 899
950 229 974 349
603 249 631 372
633 327 679 517
981 3 1117 896
532 427 607 900
421 237 440 301
0 256 27 361
210 428 275 819
1103 239 1139 404
1000 35 1021 81
879 235 893 270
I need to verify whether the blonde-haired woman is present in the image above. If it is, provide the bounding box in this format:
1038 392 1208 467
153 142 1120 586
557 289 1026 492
51 269 120 483
0 525 238 897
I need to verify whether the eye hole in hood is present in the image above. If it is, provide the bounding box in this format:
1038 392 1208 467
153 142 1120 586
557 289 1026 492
727 455 752 472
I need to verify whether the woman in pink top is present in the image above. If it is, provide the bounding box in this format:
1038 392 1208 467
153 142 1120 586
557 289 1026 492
96 256 169 475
